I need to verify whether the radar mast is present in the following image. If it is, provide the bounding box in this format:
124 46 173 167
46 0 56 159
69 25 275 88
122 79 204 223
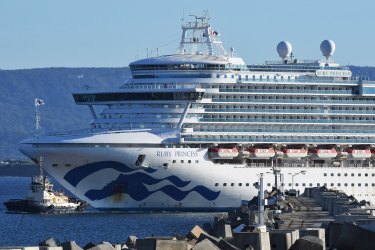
179 14 227 56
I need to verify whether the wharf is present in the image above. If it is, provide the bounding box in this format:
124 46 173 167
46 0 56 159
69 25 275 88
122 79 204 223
277 196 334 229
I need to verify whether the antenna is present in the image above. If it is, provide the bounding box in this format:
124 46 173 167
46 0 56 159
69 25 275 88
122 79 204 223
39 156 44 179
34 98 45 139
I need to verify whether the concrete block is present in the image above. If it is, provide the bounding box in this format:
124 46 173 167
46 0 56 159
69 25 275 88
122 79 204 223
290 236 323 250
193 239 220 250
135 239 155 250
86 243 114 250
187 225 207 240
39 239 58 247
61 241 83 250
269 231 291 250
124 236 137 249
155 239 187 250
298 228 325 250
0 248 40 250
214 223 233 239
39 247 63 250
230 232 270 250
334 223 375 250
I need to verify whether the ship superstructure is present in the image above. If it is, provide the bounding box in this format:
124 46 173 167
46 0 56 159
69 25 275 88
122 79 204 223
20 15 375 211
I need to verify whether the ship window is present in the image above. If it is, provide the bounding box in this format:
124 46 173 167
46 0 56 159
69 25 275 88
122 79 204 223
344 173 348 177
217 74 220 78
172 160 176 163
324 173 327 176
351 173 354 177
267 183 271 186
239 183 242 186
65 164 71 167
181 160 184 163
372 174 375 177
358 183 361 187
223 183 227 186
52 164 58 167
345 183 348 186
365 173 368 177
302 183 306 187
288 183 291 187
358 173 361 177
215 183 219 186
372 183 375 187
351 183 355 187
246 183 249 186
317 183 320 187
331 173 334 176
195 160 199 163
309 183 313 187
365 183 368 187
331 183 334 187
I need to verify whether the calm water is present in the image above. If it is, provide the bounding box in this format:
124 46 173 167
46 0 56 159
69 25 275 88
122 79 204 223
0 177 216 246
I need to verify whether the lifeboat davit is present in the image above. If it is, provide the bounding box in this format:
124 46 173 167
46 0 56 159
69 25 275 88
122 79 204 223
346 148 371 159
310 148 337 159
247 147 276 159
283 147 307 158
209 147 239 159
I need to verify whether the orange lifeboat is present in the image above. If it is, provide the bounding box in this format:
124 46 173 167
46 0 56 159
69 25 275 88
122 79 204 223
283 147 307 158
346 148 371 159
247 147 275 159
309 147 337 159
209 147 239 159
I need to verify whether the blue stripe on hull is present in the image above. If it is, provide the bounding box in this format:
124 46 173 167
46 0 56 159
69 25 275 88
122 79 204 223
96 207 237 213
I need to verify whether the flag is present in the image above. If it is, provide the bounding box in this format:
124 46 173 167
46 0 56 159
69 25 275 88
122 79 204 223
35 98 45 106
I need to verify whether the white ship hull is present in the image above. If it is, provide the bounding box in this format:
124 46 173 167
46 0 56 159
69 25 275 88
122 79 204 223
20 131 375 210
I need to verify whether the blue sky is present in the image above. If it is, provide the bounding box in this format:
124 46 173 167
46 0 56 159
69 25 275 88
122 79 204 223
0 0 374 69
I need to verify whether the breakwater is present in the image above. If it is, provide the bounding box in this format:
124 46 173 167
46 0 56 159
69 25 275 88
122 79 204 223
2 187 375 249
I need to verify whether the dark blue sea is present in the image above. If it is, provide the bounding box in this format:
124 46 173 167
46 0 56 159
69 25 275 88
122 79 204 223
0 176 216 246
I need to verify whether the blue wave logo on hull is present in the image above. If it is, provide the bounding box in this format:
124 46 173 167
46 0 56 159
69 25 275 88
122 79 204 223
63 161 220 202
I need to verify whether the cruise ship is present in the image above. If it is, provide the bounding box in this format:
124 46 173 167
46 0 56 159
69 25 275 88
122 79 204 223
20 15 375 211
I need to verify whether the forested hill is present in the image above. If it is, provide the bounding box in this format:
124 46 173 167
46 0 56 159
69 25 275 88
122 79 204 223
0 67 130 160
0 66 374 160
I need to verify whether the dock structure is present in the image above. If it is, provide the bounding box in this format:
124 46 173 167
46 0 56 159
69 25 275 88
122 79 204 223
2 187 375 250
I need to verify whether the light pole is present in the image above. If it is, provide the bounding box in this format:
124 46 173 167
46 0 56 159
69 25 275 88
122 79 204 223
290 170 306 190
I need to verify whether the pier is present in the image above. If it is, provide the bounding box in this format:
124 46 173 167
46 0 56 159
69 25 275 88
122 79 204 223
2 187 375 250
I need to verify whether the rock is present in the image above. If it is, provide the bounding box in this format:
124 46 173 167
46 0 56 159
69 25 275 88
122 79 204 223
289 236 323 250
124 236 137 249
61 241 83 250
39 238 59 247
193 239 220 250
86 242 115 250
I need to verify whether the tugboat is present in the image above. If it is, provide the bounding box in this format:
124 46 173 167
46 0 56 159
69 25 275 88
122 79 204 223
3 157 85 213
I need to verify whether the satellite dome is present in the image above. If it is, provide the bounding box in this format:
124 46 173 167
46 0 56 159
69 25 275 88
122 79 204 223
277 41 293 60
320 40 336 59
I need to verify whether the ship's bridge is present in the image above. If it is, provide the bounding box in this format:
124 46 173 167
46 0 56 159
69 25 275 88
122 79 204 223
129 54 245 72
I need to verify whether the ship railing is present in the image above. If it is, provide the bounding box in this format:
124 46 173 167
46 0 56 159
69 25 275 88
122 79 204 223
205 108 373 115
211 98 375 105
198 118 375 124
220 89 352 94
120 83 208 90
47 128 152 137
192 128 375 134
181 137 375 144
